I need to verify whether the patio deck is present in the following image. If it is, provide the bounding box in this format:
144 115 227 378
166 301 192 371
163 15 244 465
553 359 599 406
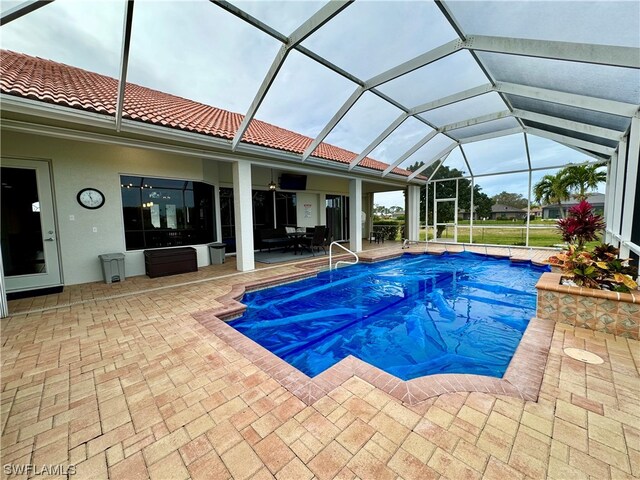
1 243 638 479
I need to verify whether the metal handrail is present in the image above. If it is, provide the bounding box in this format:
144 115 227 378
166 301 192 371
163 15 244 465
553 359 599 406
329 241 359 271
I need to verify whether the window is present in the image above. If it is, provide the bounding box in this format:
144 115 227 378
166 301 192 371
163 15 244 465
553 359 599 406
220 188 298 251
120 175 215 250
275 192 296 228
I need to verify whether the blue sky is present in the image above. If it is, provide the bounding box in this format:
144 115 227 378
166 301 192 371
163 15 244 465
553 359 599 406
1 0 613 208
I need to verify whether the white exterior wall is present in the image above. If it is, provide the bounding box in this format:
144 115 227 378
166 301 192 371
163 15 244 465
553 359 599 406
296 192 320 228
1 130 413 289
1 130 220 285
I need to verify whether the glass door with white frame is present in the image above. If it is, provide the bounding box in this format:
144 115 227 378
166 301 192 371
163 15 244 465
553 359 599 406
1 159 61 292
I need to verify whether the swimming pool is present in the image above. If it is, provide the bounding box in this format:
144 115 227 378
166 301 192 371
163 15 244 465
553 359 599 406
229 252 549 380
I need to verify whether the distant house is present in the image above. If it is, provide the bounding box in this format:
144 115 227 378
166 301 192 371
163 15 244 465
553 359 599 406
530 207 542 218
491 204 526 220
457 209 474 221
542 193 605 219
391 208 405 219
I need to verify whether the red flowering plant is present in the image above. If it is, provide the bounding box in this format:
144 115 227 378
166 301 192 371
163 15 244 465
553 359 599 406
556 200 605 250
547 202 638 292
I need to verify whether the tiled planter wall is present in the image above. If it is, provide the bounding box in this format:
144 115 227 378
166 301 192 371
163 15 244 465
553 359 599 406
536 272 639 340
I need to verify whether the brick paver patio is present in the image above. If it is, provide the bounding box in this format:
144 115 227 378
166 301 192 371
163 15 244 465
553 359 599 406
2 244 638 479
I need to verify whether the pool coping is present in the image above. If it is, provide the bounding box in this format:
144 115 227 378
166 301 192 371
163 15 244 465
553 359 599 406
193 251 555 406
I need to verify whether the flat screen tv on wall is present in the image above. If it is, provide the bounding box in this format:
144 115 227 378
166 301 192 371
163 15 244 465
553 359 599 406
279 174 307 190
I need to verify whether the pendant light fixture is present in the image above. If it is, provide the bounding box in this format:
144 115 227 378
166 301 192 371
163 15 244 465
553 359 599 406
268 169 277 191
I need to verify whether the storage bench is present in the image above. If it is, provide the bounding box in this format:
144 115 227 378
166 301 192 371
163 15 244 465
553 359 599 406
144 247 198 278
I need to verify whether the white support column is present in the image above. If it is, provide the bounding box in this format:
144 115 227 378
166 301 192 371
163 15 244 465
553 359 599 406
620 117 640 257
349 179 363 252
603 153 616 244
406 185 420 241
454 180 459 243
433 184 437 240
526 170 532 247
423 184 428 240
469 177 474 244
611 136 628 249
232 161 255 271
214 185 222 244
524 132 532 247
318 193 327 226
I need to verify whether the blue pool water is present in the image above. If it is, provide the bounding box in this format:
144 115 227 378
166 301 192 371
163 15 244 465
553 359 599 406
229 252 549 380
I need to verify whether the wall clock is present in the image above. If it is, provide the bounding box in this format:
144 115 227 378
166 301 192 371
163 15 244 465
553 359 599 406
77 188 105 209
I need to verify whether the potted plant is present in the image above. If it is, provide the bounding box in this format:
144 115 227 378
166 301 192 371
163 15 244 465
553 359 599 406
536 200 639 339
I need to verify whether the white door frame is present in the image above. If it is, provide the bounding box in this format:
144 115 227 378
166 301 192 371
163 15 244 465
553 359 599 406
1 158 62 295
434 197 458 242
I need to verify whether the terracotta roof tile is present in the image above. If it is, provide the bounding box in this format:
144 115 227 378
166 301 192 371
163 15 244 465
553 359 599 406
0 50 417 178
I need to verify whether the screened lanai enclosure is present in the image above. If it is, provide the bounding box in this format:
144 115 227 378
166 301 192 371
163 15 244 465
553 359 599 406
1 0 639 271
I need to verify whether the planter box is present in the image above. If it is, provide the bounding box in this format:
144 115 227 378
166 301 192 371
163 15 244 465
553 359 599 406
536 272 639 340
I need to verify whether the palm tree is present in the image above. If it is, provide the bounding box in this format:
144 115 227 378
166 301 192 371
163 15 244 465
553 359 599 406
561 164 607 201
534 173 571 218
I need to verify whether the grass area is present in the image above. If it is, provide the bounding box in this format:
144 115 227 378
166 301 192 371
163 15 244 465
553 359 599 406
375 218 598 248
418 225 563 247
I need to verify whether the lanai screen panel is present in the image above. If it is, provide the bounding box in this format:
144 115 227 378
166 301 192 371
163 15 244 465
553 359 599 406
127 1 282 114
445 1 640 47
527 135 596 170
323 91 404 155
235 1 326 35
523 121 619 149
462 134 528 176
247 50 355 139
302 1 458 79
1 0 124 82
506 95 632 133
478 53 640 106
368 117 433 165
397 133 455 170
440 147 469 177
421 92 507 127
449 117 520 141
377 50 488 108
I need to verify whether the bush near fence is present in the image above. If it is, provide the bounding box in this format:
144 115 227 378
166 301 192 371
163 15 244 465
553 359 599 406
372 220 403 241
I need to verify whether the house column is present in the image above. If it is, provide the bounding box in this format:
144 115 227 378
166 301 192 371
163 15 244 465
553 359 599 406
232 161 255 271
604 152 617 244
620 116 639 258
349 178 362 252
611 136 627 249
406 185 420 241
318 193 326 226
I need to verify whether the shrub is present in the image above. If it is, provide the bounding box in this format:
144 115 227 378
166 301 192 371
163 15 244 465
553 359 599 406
373 220 402 241
548 244 638 293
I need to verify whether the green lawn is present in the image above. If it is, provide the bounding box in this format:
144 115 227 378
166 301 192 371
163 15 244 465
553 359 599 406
374 218 601 248
418 225 563 247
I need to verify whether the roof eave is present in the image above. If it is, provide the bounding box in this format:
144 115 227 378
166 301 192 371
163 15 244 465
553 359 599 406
1 94 422 186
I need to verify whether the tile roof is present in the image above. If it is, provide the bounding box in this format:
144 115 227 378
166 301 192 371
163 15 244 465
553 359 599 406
0 50 416 178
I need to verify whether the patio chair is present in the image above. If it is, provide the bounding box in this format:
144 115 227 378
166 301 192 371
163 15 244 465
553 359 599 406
301 225 327 255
